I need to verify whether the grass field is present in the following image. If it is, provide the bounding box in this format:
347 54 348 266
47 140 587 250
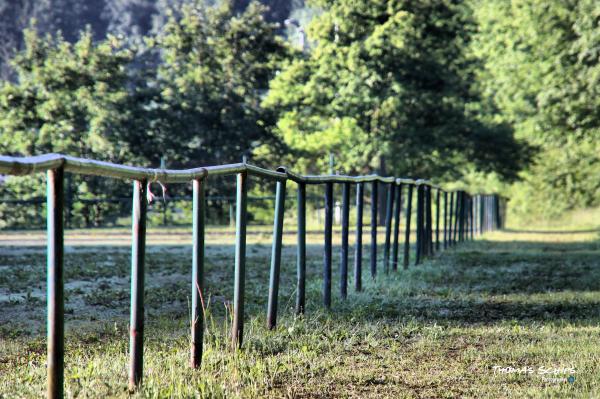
1 210 599 398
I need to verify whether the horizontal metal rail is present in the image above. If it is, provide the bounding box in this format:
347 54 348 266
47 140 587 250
0 154 286 182
0 153 505 399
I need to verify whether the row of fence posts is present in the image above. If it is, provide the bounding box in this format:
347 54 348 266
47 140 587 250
41 165 504 398
0 194 343 230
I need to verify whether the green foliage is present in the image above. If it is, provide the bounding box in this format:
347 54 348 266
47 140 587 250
0 28 134 159
1 0 598 225
0 28 140 228
264 0 528 179
0 1 290 228
146 0 290 167
0 175 45 229
472 0 600 217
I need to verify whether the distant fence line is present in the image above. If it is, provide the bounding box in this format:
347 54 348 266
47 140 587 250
0 153 505 398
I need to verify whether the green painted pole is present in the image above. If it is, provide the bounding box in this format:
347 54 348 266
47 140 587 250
340 182 350 299
129 179 147 390
323 182 333 308
415 184 423 265
191 178 205 368
354 182 364 291
392 183 403 270
370 181 378 278
47 166 65 399
232 172 248 348
426 185 433 256
435 188 440 251
403 184 414 269
296 183 306 314
267 179 286 329
443 191 448 249
383 183 395 273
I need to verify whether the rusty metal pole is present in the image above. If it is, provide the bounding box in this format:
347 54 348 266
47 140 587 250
340 182 350 299
47 166 65 399
354 182 364 291
191 178 205 368
129 179 147 391
267 179 286 329
296 183 306 314
232 172 248 348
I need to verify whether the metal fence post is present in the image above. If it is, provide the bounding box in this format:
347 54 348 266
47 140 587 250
470 195 474 240
354 182 364 291
479 195 484 235
486 195 490 232
232 172 248 348
435 188 440 251
448 192 454 246
489 195 492 232
47 166 65 399
383 182 395 273
443 191 448 249
426 185 433 256
340 182 350 299
296 183 306 314
267 179 286 329
403 184 414 269
392 183 402 270
323 182 333 308
458 191 464 242
461 192 466 241
415 184 423 265
191 178 205 368
495 195 501 230
129 179 147 390
453 191 460 244
370 181 378 278
476 195 480 235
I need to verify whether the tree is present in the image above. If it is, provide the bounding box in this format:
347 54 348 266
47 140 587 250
472 0 600 216
0 28 140 227
145 0 290 167
0 28 135 159
264 0 528 179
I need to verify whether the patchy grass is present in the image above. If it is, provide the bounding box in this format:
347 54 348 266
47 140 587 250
0 218 599 397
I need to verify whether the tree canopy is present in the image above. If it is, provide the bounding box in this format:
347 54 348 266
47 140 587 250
264 0 528 179
0 0 598 225
472 0 600 216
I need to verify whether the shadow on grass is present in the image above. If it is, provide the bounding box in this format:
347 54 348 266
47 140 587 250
335 235 600 327
503 228 600 235
1 233 600 337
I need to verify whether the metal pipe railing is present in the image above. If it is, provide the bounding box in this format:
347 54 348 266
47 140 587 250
0 153 505 398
